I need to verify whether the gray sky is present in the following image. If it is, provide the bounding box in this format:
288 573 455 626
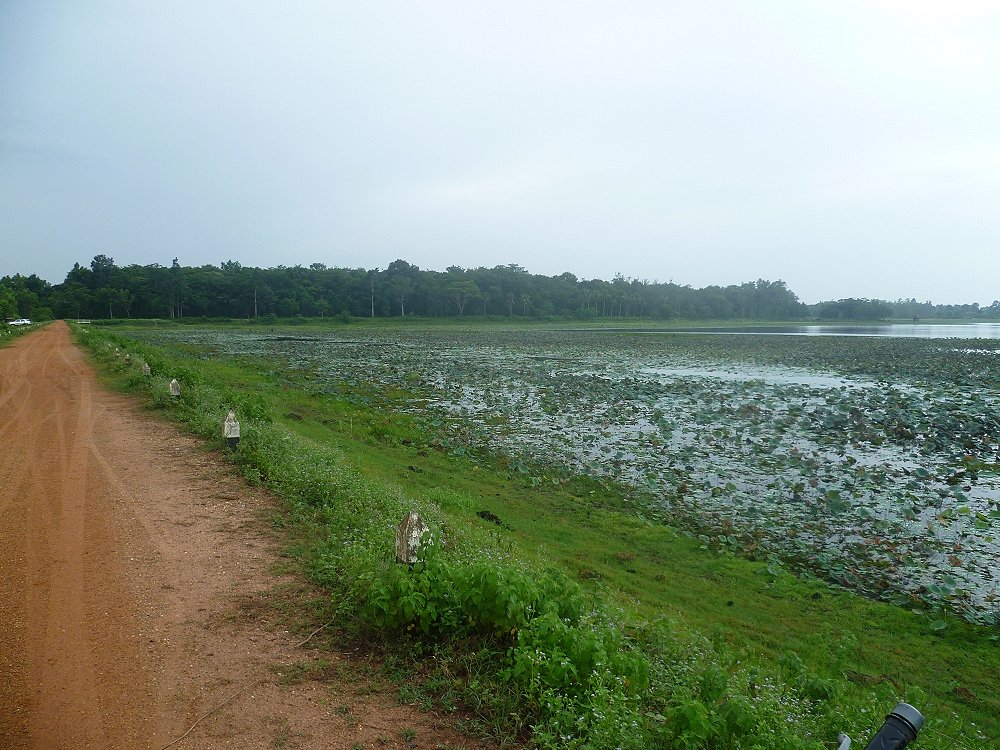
2 1 999 305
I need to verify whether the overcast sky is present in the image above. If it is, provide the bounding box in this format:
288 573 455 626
2 1 999 305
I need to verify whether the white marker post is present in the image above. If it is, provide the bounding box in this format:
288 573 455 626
223 410 240 450
395 511 429 565
169 378 180 397
142 362 151 376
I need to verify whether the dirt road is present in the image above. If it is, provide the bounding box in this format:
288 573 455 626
0 322 477 749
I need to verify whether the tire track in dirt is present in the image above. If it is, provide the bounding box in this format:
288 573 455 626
30 330 104 748
0 322 488 750
1 324 153 749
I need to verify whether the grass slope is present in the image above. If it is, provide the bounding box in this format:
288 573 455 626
76 321 999 750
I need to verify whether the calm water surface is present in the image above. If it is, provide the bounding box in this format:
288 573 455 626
648 324 1000 339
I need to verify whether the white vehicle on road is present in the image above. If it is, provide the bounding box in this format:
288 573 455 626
8 318 32 326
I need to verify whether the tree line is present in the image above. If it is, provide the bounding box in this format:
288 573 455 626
2 255 997 322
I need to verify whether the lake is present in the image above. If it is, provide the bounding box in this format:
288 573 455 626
124 325 1000 624
639 323 1000 339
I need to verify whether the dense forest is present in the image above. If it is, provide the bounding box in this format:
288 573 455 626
2 255 997 322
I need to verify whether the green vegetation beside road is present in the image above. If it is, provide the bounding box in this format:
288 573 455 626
1 319 47 346
75 322 1000 749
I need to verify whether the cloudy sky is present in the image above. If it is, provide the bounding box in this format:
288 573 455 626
2 1 999 304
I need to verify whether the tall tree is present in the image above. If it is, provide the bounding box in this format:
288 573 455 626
170 257 184 318
90 254 116 289
0 285 18 318
445 269 480 316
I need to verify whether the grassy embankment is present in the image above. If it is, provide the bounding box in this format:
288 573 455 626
74 320 999 750
0 320 46 346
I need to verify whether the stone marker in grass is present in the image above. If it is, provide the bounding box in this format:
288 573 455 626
396 511 429 565
224 409 240 450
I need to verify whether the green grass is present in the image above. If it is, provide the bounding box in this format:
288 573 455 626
0 320 48 347
278 377 1000 725
74 322 1000 749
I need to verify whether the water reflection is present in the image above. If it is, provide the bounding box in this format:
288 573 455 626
795 324 1000 339
638 324 1000 339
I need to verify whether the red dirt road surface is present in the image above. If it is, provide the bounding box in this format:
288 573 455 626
0 322 480 750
